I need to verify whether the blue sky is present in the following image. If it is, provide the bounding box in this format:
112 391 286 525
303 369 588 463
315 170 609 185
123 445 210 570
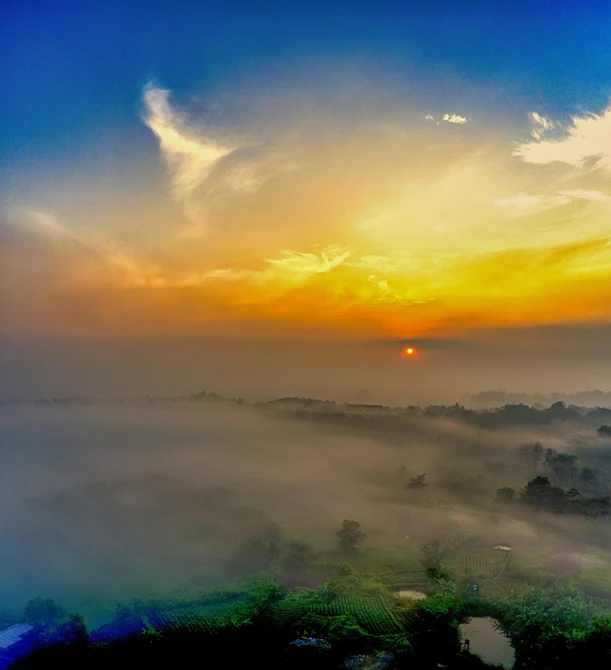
3 1 611 162
1 0 609 220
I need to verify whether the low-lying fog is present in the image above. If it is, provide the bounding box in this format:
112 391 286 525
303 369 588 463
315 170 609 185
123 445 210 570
1 401 610 626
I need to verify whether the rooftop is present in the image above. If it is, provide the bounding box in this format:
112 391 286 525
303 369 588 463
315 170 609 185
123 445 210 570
0 624 34 650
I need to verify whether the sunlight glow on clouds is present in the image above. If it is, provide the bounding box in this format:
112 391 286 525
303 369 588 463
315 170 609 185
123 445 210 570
266 246 351 278
4 84 611 340
528 111 556 140
515 104 611 171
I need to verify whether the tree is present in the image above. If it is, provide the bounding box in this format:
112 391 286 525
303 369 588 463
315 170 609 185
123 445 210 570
580 466 597 485
596 425 611 437
24 598 67 629
579 466 599 493
531 441 544 465
408 473 427 488
55 613 88 646
498 585 590 668
519 441 544 467
520 476 565 510
581 497 611 519
419 539 453 584
496 487 515 502
544 452 578 483
337 519 366 552
334 563 354 577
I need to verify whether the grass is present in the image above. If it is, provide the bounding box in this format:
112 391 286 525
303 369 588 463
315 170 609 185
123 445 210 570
577 547 611 598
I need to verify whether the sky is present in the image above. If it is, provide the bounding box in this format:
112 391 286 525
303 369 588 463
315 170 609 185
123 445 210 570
2 1 611 399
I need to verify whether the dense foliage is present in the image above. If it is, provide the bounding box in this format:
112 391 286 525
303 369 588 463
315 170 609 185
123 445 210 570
12 563 611 669
497 585 611 668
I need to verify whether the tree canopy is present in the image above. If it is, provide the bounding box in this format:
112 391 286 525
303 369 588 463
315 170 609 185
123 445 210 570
337 520 366 553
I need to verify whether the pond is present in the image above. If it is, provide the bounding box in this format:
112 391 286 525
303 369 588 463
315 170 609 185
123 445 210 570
459 617 515 669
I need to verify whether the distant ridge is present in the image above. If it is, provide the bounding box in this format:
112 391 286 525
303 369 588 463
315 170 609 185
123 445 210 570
470 389 611 409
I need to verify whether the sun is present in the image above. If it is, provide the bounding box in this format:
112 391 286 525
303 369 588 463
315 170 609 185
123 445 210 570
403 347 415 357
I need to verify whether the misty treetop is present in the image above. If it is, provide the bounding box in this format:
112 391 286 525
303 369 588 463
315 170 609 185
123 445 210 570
337 521 367 553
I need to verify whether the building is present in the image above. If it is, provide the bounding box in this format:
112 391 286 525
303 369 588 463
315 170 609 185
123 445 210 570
0 623 36 669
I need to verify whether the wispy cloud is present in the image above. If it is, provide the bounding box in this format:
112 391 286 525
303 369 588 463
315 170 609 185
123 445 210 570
492 193 571 215
493 189 611 217
11 208 168 290
27 210 69 236
266 245 350 278
347 255 397 273
557 189 611 201
142 83 233 221
122 246 352 290
142 82 293 227
200 268 255 280
514 104 611 171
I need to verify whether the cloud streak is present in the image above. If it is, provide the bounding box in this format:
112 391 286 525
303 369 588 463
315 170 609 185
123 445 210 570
142 83 294 229
515 104 611 171
557 189 611 201
142 83 233 222
266 246 350 278
492 194 571 215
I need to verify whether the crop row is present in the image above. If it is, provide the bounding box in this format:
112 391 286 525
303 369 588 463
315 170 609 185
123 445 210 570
90 616 147 644
310 596 404 635
460 555 501 577
92 594 405 644
261 600 310 629
149 602 252 635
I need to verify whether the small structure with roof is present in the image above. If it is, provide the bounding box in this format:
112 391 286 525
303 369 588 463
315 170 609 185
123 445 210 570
0 623 37 669
0 624 33 650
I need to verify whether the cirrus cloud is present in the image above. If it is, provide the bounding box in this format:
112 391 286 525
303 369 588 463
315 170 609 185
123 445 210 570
514 104 611 171
142 82 296 229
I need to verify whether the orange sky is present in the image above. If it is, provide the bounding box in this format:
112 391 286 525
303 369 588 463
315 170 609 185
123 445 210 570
2 83 611 342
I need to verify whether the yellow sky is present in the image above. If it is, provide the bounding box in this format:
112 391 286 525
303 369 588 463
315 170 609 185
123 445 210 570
2 87 611 340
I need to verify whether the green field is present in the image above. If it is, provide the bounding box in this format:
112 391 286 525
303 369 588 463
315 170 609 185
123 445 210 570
309 595 404 635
